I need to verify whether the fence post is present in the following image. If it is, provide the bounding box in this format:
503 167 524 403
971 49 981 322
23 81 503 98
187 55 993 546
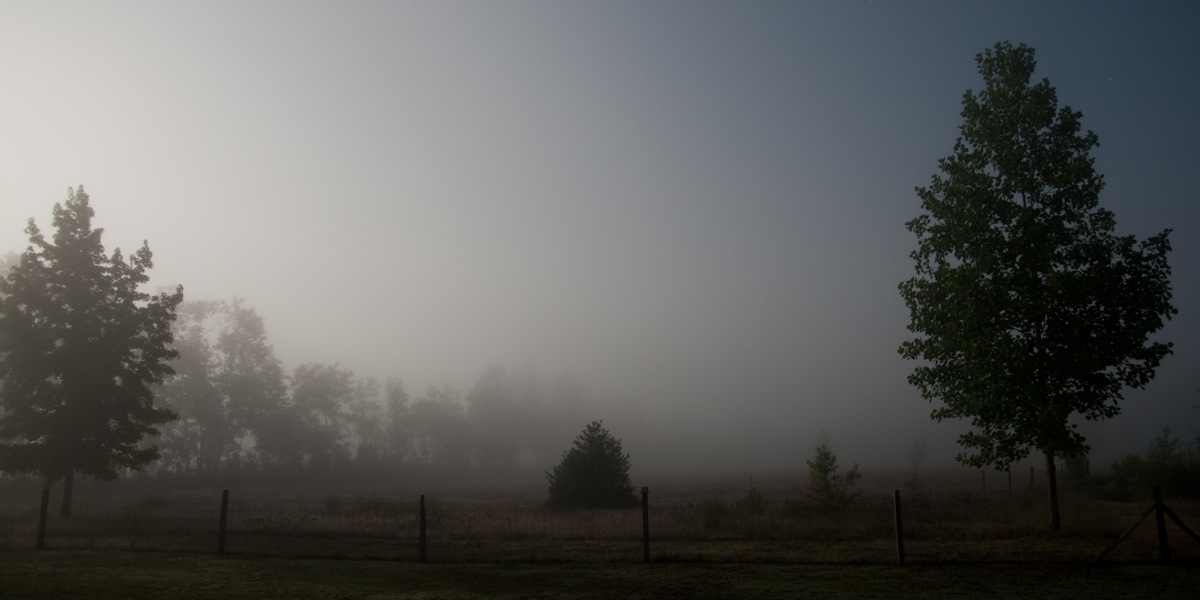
1028 465 1034 490
980 469 986 492
1153 485 1170 563
1007 468 1013 497
419 494 428 563
36 484 50 550
893 489 905 565
217 489 229 555
641 486 650 564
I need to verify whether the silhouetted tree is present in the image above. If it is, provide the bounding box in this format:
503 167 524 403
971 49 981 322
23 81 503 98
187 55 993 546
546 420 636 509
0 187 182 515
899 42 1175 530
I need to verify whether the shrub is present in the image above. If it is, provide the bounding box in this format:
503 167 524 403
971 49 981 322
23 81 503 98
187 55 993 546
546 421 636 509
806 439 861 509
735 486 767 516
1098 428 1200 499
699 499 731 530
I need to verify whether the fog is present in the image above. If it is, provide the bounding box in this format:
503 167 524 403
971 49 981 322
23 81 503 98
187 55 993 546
2 1 1197 482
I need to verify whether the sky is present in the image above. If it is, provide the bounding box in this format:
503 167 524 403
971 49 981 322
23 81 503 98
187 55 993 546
1 0 1197 472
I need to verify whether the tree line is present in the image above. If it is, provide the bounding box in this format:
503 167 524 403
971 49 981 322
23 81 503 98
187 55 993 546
153 297 607 480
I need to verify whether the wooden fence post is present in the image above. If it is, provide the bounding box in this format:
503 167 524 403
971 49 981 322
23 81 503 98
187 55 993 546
36 484 50 550
893 489 905 565
217 489 229 555
641 486 650 563
1007 468 1013 497
1028 465 1034 490
419 494 428 563
1153 485 1170 563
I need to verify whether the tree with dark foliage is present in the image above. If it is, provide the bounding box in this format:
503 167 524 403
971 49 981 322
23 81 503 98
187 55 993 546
546 420 636 509
899 43 1175 530
0 187 183 515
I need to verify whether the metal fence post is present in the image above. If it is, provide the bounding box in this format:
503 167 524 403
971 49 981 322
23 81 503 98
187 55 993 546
419 494 428 563
218 489 229 555
1153 485 1170 563
641 486 650 563
36 485 50 550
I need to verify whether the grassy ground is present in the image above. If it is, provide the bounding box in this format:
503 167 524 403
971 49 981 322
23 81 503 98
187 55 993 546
6 488 1198 564
1 550 1197 599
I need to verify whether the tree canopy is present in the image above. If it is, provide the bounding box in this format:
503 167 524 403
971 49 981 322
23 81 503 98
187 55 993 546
0 187 183 484
899 42 1175 529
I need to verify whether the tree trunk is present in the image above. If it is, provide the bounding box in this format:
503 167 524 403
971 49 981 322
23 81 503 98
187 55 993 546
60 470 74 519
1044 450 1061 531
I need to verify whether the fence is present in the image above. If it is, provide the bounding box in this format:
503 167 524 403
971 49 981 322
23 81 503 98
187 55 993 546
8 484 1200 565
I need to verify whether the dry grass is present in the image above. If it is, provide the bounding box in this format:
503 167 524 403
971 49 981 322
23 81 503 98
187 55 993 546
3 479 1198 563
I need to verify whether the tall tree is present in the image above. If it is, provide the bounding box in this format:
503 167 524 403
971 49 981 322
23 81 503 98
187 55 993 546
899 43 1175 530
0 187 183 515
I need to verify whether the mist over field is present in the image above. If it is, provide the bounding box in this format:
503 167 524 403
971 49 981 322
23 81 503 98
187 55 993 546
1 0 1197 488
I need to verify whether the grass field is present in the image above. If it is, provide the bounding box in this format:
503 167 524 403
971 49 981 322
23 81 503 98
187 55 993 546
3 476 1200 564
3 476 1200 598
1 550 1198 599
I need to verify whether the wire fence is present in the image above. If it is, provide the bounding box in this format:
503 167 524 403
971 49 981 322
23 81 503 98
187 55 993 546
4 485 1199 565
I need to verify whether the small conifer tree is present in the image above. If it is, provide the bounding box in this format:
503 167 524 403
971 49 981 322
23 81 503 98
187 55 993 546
546 421 636 509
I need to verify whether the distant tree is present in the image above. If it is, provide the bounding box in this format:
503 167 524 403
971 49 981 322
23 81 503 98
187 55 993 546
805 436 860 508
546 420 636 509
157 301 232 473
899 42 1175 530
381 377 410 460
214 299 290 465
466 365 523 470
0 187 183 516
0 252 15 421
345 376 385 467
1105 427 1200 499
1062 452 1091 481
0 252 16 276
408 385 470 467
289 362 358 470
905 438 928 491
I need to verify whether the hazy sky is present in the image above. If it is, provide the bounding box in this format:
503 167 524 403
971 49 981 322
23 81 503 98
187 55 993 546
2 1 1197 469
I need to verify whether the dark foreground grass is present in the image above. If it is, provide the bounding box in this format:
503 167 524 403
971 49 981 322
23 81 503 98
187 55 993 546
1 551 1197 599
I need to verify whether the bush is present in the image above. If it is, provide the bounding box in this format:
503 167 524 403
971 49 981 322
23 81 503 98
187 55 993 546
806 439 860 509
699 499 731 530
1098 428 1200 499
735 487 767 516
546 421 636 509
